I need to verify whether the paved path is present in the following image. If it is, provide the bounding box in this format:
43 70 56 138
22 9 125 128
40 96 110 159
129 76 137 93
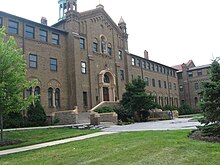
0 132 115 156
0 117 200 156
103 118 201 132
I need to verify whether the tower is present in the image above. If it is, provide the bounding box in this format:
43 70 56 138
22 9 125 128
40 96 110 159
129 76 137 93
58 0 77 20
118 17 127 34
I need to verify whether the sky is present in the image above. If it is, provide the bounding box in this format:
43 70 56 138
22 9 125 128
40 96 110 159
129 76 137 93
0 0 219 67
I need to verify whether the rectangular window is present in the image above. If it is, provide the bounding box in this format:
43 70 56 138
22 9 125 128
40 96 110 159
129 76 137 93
188 71 193 77
145 77 149 86
136 59 141 67
50 58 57 72
174 83 177 90
108 47 112 56
179 85 183 92
152 63 155 71
158 80 161 88
167 69 170 75
52 33 59 45
118 50 123 60
147 62 151 70
8 20 18 34
152 79 156 87
83 92 88 107
29 54 37 68
93 42 98 52
142 61 146 69
156 65 159 72
40 29 48 42
169 82 172 89
25 25 35 39
81 61 86 74
164 81 167 89
197 70 203 76
0 17 3 28
120 70 125 80
178 73 183 79
80 38 85 49
163 67 166 74
194 83 199 90
160 66 163 73
131 57 135 66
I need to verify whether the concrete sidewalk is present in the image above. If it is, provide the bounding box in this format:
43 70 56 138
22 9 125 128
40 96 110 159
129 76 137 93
0 132 116 156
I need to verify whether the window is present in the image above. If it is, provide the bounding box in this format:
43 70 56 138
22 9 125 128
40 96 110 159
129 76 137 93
169 82 172 89
164 81 167 89
163 67 166 74
50 58 57 71
147 62 151 70
120 70 125 80
26 87 32 98
107 47 112 56
136 59 141 67
197 70 203 76
93 41 98 52
158 80 161 88
142 61 146 69
152 79 156 87
160 66 163 73
80 38 85 49
156 65 159 72
188 71 193 77
174 83 177 90
81 61 86 74
48 88 53 107
194 83 199 90
83 92 88 107
152 63 155 71
118 50 123 60
173 70 176 77
52 33 59 45
29 54 37 68
25 25 35 39
0 17 2 28
131 57 135 66
40 29 48 42
145 77 149 86
167 69 170 75
179 85 183 92
34 86 40 99
195 97 198 106
104 74 110 83
8 20 18 34
178 73 183 79
55 88 60 107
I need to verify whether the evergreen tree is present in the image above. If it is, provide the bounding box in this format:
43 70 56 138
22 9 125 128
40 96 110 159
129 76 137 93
121 78 157 121
0 28 36 141
199 58 220 137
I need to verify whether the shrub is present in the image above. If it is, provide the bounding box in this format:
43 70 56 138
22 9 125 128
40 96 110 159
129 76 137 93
114 105 133 122
178 104 193 115
94 106 114 113
27 101 47 126
162 105 177 111
3 112 24 129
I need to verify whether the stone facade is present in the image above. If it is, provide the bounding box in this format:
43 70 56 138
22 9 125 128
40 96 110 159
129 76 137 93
0 1 180 123
173 60 210 110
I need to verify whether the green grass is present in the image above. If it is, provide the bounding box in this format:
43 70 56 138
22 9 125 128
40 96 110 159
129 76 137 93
0 130 219 165
0 128 99 150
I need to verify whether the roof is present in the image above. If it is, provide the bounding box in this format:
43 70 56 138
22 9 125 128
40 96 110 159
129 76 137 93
172 60 195 70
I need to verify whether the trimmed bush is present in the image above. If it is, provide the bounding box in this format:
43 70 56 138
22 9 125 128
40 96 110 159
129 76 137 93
94 106 114 113
162 105 177 111
3 112 24 129
178 104 193 115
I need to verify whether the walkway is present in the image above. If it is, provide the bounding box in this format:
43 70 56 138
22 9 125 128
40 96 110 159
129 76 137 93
0 132 115 156
0 117 201 156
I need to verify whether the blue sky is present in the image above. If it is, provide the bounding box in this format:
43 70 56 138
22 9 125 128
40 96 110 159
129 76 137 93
0 0 219 66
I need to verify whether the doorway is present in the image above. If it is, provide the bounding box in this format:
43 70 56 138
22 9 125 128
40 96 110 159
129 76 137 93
103 87 109 101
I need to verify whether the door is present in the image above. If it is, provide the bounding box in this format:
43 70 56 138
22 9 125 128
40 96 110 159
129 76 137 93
103 87 109 101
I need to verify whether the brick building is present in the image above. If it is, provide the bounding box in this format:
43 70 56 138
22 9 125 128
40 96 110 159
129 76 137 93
173 60 210 110
0 0 179 123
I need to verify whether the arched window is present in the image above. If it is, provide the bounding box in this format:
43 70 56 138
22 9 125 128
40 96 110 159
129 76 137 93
101 36 106 53
55 88 60 108
104 74 110 83
26 87 32 97
93 38 98 52
107 43 112 56
34 86 41 100
48 88 53 107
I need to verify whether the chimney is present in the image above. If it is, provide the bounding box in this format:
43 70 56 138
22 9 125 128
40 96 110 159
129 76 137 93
144 50 149 60
41 17 47 25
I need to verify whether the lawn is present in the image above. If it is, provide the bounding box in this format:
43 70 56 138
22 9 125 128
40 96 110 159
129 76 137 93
0 130 219 165
0 128 99 151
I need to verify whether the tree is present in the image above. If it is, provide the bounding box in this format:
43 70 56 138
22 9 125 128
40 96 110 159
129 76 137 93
0 27 36 141
27 101 47 126
199 58 220 137
120 78 157 121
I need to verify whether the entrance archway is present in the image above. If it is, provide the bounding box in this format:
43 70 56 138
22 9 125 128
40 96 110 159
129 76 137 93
99 70 116 102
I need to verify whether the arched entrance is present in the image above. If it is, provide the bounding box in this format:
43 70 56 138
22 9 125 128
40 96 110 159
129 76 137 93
99 70 116 102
